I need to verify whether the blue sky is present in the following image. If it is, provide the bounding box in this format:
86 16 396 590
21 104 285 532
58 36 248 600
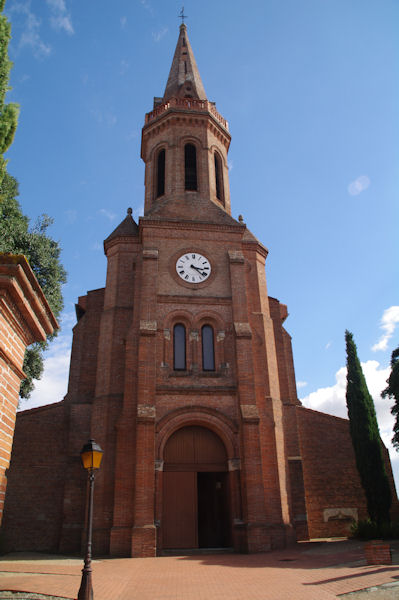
5 1 399 485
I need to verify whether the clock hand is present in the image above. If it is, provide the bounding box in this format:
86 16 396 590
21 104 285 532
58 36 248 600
190 264 206 276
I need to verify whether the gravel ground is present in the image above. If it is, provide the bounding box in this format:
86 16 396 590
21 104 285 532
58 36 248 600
340 582 399 599
0 594 71 599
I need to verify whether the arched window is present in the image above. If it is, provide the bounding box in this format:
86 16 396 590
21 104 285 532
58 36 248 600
157 149 165 197
185 144 197 190
214 152 223 202
173 323 186 370
202 325 215 371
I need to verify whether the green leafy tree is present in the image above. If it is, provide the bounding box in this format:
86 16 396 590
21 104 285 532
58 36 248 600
0 2 65 398
382 345 399 451
0 173 67 397
345 330 391 525
0 0 19 184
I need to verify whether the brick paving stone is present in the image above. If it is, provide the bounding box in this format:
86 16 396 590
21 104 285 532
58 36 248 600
0 541 398 600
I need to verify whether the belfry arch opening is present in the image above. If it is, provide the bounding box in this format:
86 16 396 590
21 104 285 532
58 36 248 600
161 425 231 550
214 151 224 203
184 143 197 190
156 148 165 197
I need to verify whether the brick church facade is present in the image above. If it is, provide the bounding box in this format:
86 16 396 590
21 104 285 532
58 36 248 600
2 25 398 557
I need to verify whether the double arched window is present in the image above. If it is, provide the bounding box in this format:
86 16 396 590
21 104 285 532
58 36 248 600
172 323 215 372
201 325 215 371
173 323 186 370
185 144 197 190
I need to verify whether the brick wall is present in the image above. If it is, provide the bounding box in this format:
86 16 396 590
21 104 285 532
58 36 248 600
297 407 369 538
2 402 69 551
0 255 57 526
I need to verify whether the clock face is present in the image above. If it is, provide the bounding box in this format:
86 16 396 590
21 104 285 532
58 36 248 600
176 252 211 284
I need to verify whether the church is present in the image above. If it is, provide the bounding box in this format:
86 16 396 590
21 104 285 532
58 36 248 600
2 24 398 557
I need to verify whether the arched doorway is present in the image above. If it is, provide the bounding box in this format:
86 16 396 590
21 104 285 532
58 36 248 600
162 426 231 550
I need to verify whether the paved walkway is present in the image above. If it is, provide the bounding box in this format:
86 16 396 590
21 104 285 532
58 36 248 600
0 539 398 600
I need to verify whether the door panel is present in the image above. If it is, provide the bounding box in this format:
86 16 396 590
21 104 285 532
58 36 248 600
163 471 197 548
198 472 231 548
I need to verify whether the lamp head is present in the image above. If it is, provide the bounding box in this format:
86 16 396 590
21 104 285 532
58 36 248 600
80 439 103 471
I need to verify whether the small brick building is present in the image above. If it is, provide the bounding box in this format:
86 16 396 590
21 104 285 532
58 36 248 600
0 254 58 526
2 25 398 557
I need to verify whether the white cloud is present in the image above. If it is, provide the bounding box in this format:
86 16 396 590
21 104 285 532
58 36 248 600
325 341 332 350
98 208 117 221
120 59 130 75
65 209 77 224
133 205 144 220
46 0 66 9
152 27 168 43
46 0 74 35
90 108 117 127
348 175 370 196
372 306 399 352
126 130 139 141
11 2 52 58
300 360 398 487
19 315 74 412
120 16 127 28
140 0 154 16
297 381 308 389
92 241 102 251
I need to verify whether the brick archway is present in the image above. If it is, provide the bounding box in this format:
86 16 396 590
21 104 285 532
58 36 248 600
156 406 238 461
159 425 231 551
155 409 242 553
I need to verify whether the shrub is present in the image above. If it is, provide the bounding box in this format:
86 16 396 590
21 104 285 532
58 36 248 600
350 519 399 540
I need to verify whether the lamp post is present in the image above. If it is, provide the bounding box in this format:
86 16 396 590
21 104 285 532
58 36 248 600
77 439 103 600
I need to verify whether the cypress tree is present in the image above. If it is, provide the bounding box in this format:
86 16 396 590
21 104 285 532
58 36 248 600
0 0 19 184
345 330 391 525
382 346 399 451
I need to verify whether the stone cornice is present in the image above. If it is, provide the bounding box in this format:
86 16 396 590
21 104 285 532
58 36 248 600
141 105 231 158
0 254 58 344
156 384 236 395
103 235 141 254
0 346 26 380
242 238 269 259
0 289 31 345
157 294 232 305
139 218 244 235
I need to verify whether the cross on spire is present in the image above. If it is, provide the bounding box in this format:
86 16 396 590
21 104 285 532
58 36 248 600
179 6 187 25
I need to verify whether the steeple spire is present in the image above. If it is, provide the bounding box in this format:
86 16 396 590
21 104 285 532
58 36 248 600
163 24 206 102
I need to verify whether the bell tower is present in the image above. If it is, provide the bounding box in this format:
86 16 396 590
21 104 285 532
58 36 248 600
141 23 232 216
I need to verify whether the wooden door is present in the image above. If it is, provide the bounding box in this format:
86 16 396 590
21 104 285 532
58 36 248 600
162 426 228 550
163 471 197 548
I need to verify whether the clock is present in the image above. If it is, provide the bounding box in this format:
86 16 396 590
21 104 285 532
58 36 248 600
176 252 211 284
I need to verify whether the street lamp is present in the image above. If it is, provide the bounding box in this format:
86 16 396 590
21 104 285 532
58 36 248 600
77 439 103 600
